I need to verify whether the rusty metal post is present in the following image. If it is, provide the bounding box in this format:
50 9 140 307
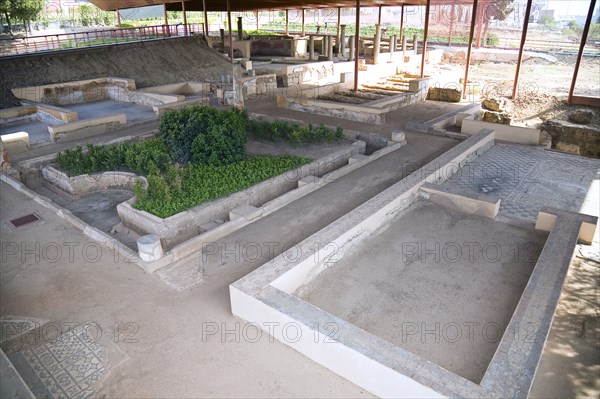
512 0 533 100
399 5 404 42
373 24 381 65
285 10 289 35
202 0 208 36
182 1 188 36
420 0 431 78
226 0 233 63
463 0 478 99
237 16 243 40
163 4 170 36
116 10 121 28
569 0 596 104
353 0 360 91
336 7 341 54
301 9 305 36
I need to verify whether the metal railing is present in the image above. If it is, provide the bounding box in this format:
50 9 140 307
0 23 204 56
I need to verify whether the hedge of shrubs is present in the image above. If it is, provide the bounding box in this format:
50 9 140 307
248 119 344 145
160 106 248 165
55 106 345 217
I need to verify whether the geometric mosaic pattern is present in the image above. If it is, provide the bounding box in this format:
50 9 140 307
440 143 600 222
21 323 105 399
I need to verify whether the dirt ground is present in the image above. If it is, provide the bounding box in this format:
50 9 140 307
438 53 600 98
508 93 600 128
0 36 231 108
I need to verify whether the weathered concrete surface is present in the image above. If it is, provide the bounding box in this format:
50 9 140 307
297 200 547 384
1 120 50 145
0 182 371 398
67 100 156 124
0 348 34 399
529 246 600 399
168 133 458 283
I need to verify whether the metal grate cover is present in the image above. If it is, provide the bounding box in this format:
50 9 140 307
9 213 41 228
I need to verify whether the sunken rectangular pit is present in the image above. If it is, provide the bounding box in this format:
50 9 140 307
295 199 547 385
230 129 598 398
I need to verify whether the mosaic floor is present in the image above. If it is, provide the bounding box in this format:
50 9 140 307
439 144 600 222
8 322 106 399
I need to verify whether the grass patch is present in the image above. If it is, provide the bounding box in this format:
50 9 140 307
133 155 311 218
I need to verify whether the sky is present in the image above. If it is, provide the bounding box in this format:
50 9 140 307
547 1 596 17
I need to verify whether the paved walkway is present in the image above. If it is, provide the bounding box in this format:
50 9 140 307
159 133 459 290
0 184 372 398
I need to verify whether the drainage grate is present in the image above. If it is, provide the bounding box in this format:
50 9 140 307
9 213 41 228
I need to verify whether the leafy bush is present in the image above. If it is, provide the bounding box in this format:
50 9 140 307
133 155 311 217
160 106 248 165
248 120 343 145
56 139 171 176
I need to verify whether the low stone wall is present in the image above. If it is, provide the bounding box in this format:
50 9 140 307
427 86 462 103
118 142 365 248
48 114 127 143
279 80 429 125
21 102 78 123
543 119 600 158
11 77 187 108
42 165 147 196
0 105 37 121
240 74 277 99
461 115 541 145
12 77 136 105
152 97 210 116
282 97 387 125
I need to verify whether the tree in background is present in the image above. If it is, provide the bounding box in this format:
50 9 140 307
1 0 44 34
479 0 514 47
539 14 557 29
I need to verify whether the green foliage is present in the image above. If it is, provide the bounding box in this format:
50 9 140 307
56 139 172 176
56 106 346 218
248 119 343 145
133 155 311 217
159 106 248 165
1 0 44 33
78 4 93 26
539 14 557 27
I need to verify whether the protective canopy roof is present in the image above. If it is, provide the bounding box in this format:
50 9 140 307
89 0 433 12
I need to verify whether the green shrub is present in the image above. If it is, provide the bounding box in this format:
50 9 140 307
160 106 248 165
133 155 311 217
56 138 171 176
248 120 343 145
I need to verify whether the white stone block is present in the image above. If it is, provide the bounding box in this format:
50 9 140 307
137 234 163 262
391 130 405 142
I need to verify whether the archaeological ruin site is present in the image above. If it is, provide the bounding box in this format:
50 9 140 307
1 0 599 398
